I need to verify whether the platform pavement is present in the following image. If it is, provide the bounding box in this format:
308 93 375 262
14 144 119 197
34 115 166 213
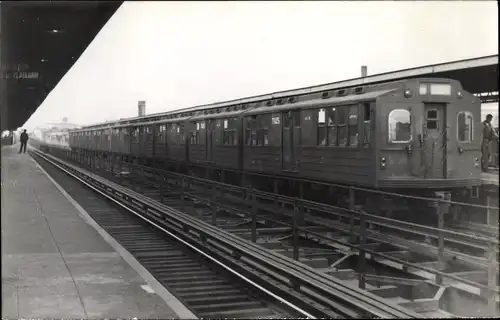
481 171 499 186
1 145 195 319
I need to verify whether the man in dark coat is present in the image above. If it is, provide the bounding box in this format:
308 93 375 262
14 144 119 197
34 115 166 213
481 114 498 172
19 130 29 153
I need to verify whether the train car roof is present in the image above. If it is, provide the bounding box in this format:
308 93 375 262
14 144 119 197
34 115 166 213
243 89 396 116
73 77 459 131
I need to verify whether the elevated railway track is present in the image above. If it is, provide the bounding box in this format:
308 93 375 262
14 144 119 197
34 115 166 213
30 143 499 317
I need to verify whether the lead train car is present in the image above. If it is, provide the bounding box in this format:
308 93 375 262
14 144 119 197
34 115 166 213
69 78 482 195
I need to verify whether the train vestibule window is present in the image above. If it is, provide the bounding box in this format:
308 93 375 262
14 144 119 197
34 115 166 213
419 84 428 95
348 105 359 147
317 109 326 146
293 111 301 127
328 108 337 146
427 110 438 119
363 103 371 145
426 109 439 130
318 109 326 124
388 109 412 143
337 107 348 146
457 111 473 142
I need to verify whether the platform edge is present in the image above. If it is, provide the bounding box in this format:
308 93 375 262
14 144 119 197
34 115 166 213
28 154 197 319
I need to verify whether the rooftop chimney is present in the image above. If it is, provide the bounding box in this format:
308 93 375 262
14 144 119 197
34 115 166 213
138 101 146 117
361 65 368 77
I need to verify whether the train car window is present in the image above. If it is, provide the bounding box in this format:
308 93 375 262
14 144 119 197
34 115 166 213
327 108 337 146
177 124 185 145
256 115 268 146
294 111 301 127
245 117 253 145
388 109 412 143
419 84 428 95
363 103 371 146
284 112 292 128
222 118 238 146
426 110 439 130
132 127 139 142
457 111 473 142
348 105 359 147
317 109 326 146
429 83 451 96
337 107 348 146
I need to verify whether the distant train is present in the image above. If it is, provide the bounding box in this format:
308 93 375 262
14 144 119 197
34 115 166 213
64 77 482 203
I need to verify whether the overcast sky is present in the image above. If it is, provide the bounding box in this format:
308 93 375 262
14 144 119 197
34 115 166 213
23 1 498 130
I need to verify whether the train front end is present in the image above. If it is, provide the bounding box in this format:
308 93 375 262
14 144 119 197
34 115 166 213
376 78 482 194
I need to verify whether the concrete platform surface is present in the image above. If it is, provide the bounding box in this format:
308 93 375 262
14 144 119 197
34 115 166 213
482 171 499 186
1 146 193 319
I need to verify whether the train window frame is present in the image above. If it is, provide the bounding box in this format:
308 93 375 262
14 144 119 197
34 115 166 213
388 109 412 143
222 117 238 146
362 102 371 147
327 107 337 146
317 109 327 146
293 111 301 127
419 83 428 95
336 106 348 147
245 115 268 146
157 124 166 141
348 105 359 147
429 83 452 96
176 123 185 145
426 109 439 130
457 111 473 143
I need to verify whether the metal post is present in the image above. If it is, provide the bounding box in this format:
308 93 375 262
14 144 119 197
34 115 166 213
435 192 449 285
212 186 218 226
251 191 258 243
299 181 304 199
349 188 357 243
357 210 367 289
487 242 498 316
160 176 165 203
180 178 186 211
119 159 123 184
292 199 301 261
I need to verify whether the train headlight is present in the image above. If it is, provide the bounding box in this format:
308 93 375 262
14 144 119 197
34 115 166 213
404 89 412 98
457 91 463 98
380 157 387 170
458 147 464 153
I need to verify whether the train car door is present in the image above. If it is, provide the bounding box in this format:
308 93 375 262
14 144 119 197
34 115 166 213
422 104 446 178
282 111 299 171
206 119 215 162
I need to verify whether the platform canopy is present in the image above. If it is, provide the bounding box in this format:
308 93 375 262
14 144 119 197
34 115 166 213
193 55 499 111
0 1 122 131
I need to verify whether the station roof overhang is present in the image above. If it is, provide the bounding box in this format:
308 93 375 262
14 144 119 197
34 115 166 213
175 54 500 114
0 1 122 131
263 55 499 104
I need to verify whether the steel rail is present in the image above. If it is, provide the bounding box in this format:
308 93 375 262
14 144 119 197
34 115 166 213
31 150 318 319
33 149 421 319
123 163 499 294
125 161 499 247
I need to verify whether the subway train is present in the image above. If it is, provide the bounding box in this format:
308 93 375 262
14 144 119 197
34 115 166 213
63 78 482 212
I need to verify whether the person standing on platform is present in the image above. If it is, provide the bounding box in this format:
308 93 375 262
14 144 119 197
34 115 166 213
481 114 498 172
19 130 29 153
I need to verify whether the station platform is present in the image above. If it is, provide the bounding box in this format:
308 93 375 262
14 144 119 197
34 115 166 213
1 146 194 319
481 171 499 186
